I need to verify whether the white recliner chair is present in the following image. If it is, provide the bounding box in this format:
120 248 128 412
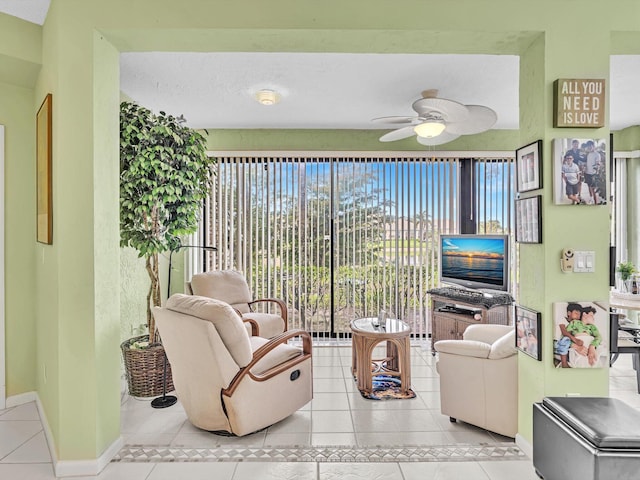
434 324 518 438
187 270 287 338
153 294 312 436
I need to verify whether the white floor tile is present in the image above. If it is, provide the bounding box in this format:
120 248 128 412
351 409 441 433
356 431 452 446
1 431 50 463
0 463 56 480
267 411 311 434
417 392 441 409
94 462 155 479
312 432 357 445
264 431 311 446
0 402 40 421
134 411 187 435
478 460 539 480
319 462 403 479
147 461 237 480
311 392 350 410
123 433 176 446
1 344 637 477
311 410 354 433
410 377 441 392
314 378 347 393
233 461 317 480
0 421 43 459
314 366 346 379
400 461 490 480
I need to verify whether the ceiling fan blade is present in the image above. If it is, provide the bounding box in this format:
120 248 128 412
379 125 417 142
416 131 461 146
372 116 421 125
446 105 497 135
412 97 469 122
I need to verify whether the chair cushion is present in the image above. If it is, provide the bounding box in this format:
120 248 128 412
249 337 303 375
488 330 517 359
242 312 285 339
190 270 253 313
166 294 252 367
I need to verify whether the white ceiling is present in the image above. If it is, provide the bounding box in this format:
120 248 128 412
119 52 520 131
1 1 639 133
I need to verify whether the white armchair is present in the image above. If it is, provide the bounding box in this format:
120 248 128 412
187 270 287 338
434 324 518 438
153 294 312 436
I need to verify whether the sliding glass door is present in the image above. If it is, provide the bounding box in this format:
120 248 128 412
199 154 513 340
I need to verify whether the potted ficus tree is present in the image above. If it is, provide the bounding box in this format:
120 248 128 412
119 101 215 397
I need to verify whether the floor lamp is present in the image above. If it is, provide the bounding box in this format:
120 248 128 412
151 243 217 409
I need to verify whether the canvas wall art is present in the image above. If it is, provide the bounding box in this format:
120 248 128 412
553 138 607 206
553 301 609 368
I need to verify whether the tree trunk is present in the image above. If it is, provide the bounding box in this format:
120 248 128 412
145 253 161 342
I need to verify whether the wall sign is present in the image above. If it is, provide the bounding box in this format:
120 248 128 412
553 79 605 128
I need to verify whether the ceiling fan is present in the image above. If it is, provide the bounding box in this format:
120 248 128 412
372 89 497 146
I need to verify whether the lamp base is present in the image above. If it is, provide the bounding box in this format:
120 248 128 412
151 395 177 409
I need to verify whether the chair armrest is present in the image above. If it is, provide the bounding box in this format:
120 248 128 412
249 298 288 331
463 324 513 344
222 329 311 397
434 339 491 359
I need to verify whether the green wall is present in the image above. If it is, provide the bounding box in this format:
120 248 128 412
615 126 640 151
204 129 520 152
1 0 640 463
0 80 37 397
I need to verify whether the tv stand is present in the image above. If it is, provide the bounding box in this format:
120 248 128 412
428 287 514 355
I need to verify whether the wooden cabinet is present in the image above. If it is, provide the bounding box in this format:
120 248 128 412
429 291 513 354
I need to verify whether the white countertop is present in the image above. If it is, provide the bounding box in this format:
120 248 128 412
610 290 640 310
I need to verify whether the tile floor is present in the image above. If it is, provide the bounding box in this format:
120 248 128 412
1 343 639 479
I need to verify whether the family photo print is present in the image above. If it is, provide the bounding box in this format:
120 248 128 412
553 301 609 369
553 138 607 206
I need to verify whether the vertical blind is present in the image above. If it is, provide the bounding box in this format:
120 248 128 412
195 154 514 342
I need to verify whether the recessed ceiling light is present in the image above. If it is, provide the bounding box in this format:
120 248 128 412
255 89 281 106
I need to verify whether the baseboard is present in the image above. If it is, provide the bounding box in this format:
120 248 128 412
54 435 123 478
515 433 533 459
6 391 38 408
8 392 119 477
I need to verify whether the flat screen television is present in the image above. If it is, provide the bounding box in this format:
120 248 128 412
439 234 510 292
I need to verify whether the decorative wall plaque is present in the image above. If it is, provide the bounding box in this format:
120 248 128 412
553 79 605 128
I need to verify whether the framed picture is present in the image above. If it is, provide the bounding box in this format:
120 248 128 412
552 301 609 369
553 138 607 206
515 305 541 361
36 93 53 244
515 195 542 244
516 140 542 193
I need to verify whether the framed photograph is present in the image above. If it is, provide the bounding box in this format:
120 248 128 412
515 195 542 244
515 305 541 361
553 138 607 206
552 301 609 369
37 93 53 244
516 140 542 192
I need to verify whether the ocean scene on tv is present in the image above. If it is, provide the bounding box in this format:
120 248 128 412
441 237 505 286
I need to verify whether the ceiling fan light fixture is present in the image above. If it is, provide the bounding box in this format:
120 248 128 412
255 89 281 106
413 120 446 138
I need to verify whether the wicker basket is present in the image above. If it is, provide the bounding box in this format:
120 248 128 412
121 335 175 397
